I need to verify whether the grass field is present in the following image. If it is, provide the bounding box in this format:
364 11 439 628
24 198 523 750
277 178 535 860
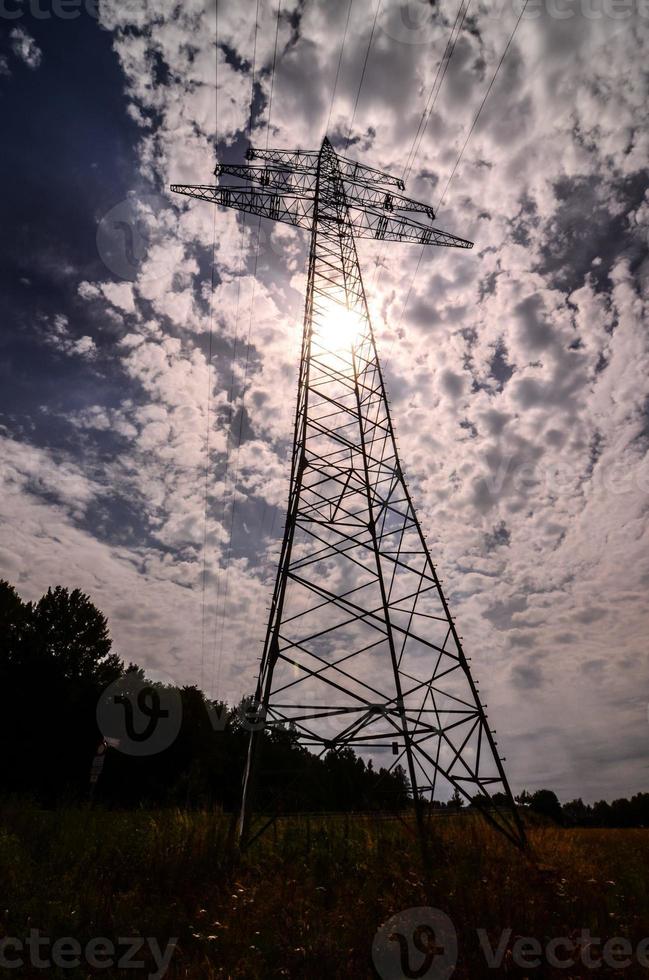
1 802 648 978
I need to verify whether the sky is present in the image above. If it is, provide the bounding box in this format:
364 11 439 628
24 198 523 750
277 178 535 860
1 0 648 801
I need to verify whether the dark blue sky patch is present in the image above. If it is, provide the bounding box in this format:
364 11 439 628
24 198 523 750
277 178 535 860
488 340 513 389
538 172 649 294
0 12 143 457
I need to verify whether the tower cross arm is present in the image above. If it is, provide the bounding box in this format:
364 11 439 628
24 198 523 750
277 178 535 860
346 203 474 248
215 162 317 193
170 181 473 249
172 140 473 248
217 163 439 220
169 183 314 231
248 145 406 190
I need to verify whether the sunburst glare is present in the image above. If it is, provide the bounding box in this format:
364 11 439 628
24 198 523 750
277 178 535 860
312 301 364 352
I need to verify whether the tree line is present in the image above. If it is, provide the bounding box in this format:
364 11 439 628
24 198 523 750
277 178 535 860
1 580 646 826
0 581 409 811
514 788 649 829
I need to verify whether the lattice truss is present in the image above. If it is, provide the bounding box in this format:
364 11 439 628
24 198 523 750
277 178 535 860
172 139 525 848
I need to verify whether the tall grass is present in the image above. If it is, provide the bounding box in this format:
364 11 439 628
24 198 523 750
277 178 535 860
1 801 647 977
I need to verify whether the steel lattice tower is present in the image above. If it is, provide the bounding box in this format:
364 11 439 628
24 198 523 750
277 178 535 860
172 138 527 852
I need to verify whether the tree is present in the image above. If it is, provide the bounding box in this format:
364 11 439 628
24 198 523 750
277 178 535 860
0 579 29 664
449 787 465 810
0 583 126 802
490 791 510 807
30 586 123 685
562 798 592 826
529 789 563 824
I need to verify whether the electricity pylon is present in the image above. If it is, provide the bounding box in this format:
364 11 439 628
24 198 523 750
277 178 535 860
171 137 527 852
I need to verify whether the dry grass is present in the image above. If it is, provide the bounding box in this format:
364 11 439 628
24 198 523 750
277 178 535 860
0 803 647 978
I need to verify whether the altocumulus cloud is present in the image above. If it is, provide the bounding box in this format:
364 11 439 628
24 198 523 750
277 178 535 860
1 0 648 799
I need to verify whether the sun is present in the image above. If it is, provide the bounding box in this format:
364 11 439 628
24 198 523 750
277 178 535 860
312 301 364 352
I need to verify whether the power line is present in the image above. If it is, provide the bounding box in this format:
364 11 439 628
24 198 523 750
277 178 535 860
209 217 246 698
325 0 354 137
199 0 220 692
437 0 528 210
391 1 528 351
265 0 282 150
345 0 382 150
370 0 469 297
214 235 260 694
402 0 472 183
248 0 262 140
213 0 283 698
208 0 262 698
200 207 218 693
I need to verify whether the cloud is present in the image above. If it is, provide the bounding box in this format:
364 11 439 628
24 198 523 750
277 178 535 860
10 27 42 70
3 0 649 800
100 281 136 313
42 314 97 360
